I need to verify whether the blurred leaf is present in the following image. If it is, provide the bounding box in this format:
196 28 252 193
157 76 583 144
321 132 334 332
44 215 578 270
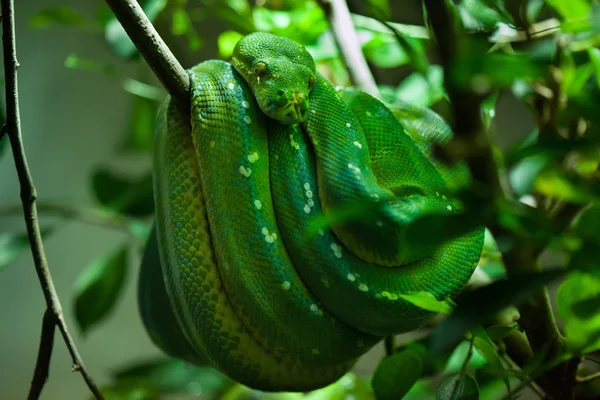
481 90 498 130
218 30 244 59
546 0 591 20
509 153 553 197
122 78 163 101
399 291 454 315
534 168 600 203
396 65 446 107
171 7 203 51
30 7 96 30
252 2 327 43
443 341 488 374
485 323 520 341
362 32 409 68
588 47 600 88
471 326 503 369
64 54 115 75
74 247 128 335
91 168 154 217
104 0 167 59
0 228 53 271
112 358 232 396
122 93 159 153
574 205 600 239
437 374 479 400
557 270 600 354
429 268 568 352
371 349 423 400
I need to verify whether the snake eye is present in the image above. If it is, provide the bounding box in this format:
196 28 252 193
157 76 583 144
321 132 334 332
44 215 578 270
308 75 316 90
254 62 267 77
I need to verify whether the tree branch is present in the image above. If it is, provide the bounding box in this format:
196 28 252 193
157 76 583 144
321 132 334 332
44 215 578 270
1 0 103 398
28 310 56 400
316 0 380 97
104 0 190 117
576 371 600 385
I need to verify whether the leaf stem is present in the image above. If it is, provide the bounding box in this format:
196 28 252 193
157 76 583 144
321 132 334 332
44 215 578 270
1 0 103 398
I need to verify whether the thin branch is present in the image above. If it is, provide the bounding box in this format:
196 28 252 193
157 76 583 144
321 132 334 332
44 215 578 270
384 336 395 356
1 0 103 398
104 0 190 117
0 202 137 233
576 371 600 385
316 0 380 97
28 310 56 400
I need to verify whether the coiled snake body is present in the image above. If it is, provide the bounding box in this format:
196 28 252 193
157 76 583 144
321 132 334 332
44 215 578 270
138 32 484 392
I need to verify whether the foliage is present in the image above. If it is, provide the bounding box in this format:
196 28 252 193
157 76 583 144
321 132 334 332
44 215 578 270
2 0 598 399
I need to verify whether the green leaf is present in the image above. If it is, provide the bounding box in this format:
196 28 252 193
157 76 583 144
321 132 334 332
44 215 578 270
443 341 488 374
534 168 600 203
485 324 520 341
557 270 600 354
122 92 159 153
112 359 232 396
429 268 568 353
399 291 454 315
362 32 409 68
437 374 479 400
588 48 600 88
122 78 163 101
218 30 244 59
91 168 154 217
170 7 203 51
372 349 423 400
396 65 446 107
29 7 94 30
0 228 54 271
74 247 128 335
64 54 115 75
546 0 591 20
104 0 167 59
509 153 553 197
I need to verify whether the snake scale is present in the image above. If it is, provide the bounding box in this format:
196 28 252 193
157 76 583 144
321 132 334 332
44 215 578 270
138 32 484 392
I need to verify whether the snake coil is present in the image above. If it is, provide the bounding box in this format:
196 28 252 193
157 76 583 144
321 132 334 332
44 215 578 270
138 32 484 391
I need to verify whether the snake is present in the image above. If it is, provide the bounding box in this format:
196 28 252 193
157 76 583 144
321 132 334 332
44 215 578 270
137 32 484 392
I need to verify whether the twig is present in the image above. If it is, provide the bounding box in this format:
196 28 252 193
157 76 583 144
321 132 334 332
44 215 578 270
384 336 395 356
316 0 380 97
28 310 57 400
0 202 137 233
576 371 600 385
1 0 103 398
104 0 190 117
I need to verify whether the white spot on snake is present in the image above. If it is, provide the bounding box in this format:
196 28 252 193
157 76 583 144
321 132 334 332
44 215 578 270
310 304 319 312
318 229 324 236
312 348 320 355
435 191 440 196
442 195 447 200
353 141 362 149
340 375 355 390
254 200 262 210
347 163 361 173
307 199 314 207
238 165 252 177
305 190 313 198
261 227 268 235
241 100 249 109
346 273 356 282
376 220 383 227
244 116 252 124
281 281 291 290
446 205 453 211
265 235 274 243
346 122 351 128
209 140 216 148
310 109 316 114
304 183 310 190
289 134 300 150
358 283 369 292
227 82 234 90
272 233 277 240
247 152 259 163
365 111 372 117
304 204 311 214
330 243 342 258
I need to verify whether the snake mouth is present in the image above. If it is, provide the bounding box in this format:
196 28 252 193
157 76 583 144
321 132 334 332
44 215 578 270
264 94 308 125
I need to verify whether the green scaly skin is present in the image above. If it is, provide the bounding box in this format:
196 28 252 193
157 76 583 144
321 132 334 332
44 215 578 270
139 32 484 392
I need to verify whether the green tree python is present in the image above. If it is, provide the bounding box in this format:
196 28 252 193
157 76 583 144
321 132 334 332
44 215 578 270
138 32 484 392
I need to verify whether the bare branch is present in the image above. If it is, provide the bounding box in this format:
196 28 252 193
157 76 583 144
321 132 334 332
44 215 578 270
316 0 379 97
104 0 190 117
1 0 103 398
28 310 56 400
576 371 600 385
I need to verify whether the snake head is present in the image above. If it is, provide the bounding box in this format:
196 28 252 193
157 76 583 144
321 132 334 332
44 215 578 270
232 32 316 125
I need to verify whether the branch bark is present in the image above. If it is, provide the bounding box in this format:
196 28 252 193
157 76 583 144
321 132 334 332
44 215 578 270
316 0 380 97
104 0 190 117
1 0 103 398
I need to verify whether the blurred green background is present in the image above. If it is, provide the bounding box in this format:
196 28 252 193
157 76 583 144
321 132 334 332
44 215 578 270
0 0 543 398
